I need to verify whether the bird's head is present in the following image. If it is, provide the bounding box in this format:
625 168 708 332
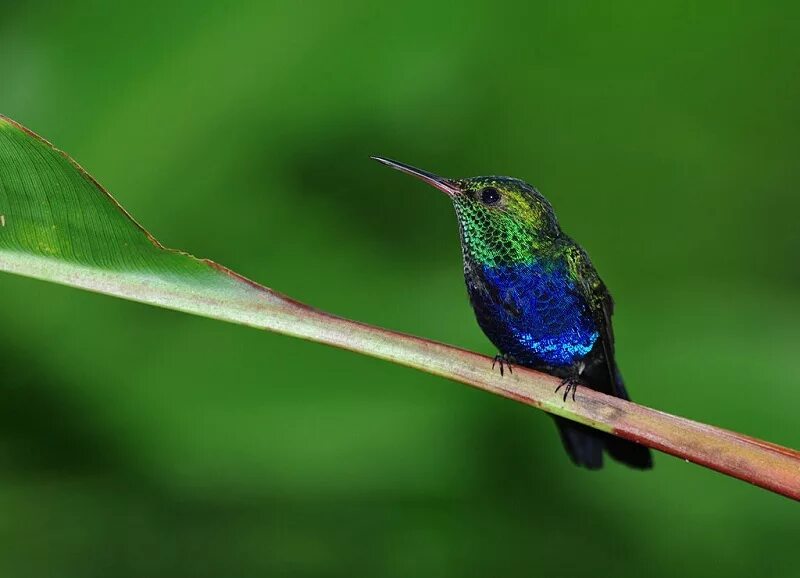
372 157 560 266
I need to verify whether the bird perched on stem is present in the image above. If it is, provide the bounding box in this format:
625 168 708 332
373 156 652 470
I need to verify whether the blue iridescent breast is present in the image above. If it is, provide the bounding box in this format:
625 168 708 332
470 262 599 367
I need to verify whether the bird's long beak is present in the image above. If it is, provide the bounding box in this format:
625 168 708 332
371 156 460 197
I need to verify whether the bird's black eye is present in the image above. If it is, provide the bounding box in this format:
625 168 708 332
480 187 500 205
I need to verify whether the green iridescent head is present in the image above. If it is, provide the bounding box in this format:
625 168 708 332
373 157 561 266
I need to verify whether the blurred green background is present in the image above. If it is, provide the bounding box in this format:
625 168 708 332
1 1 799 576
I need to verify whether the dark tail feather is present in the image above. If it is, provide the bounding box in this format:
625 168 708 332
554 417 604 469
553 417 653 470
550 361 652 469
606 434 653 469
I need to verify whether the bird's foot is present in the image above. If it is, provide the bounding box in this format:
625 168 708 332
555 376 579 402
491 353 514 377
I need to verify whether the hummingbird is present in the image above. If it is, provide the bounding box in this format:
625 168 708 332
373 157 652 470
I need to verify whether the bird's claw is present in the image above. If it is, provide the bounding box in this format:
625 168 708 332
555 377 578 402
492 354 513 377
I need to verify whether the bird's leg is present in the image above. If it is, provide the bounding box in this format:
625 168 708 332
491 353 514 376
554 362 585 402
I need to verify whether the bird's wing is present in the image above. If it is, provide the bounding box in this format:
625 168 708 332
562 242 624 397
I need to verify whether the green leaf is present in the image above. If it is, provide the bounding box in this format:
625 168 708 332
0 116 273 323
1 114 799 501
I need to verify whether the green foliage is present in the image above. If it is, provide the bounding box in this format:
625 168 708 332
0 2 798 577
